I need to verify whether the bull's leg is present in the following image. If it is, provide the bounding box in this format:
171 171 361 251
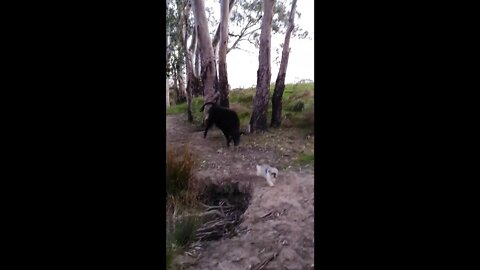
222 131 232 147
204 119 214 138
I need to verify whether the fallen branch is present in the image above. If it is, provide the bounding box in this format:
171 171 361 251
260 211 273 218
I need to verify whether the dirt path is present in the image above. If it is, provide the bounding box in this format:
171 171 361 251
167 114 314 270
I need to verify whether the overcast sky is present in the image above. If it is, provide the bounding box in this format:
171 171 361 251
203 0 314 89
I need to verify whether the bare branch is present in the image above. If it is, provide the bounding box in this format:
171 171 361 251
242 27 262 37
227 35 245 53
212 0 236 49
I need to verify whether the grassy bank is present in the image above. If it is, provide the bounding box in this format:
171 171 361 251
166 145 203 269
167 82 314 132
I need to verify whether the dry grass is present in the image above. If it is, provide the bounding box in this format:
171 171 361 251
166 144 201 208
166 144 203 269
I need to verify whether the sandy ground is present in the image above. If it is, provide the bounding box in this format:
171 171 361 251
167 114 314 270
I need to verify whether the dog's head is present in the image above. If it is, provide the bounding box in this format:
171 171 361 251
267 167 279 179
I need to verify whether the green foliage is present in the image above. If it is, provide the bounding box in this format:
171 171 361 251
166 82 314 130
166 97 205 124
166 215 202 269
297 152 314 165
228 0 309 51
288 101 305 112
166 0 190 79
230 87 255 104
166 244 174 269
172 216 201 246
166 102 187 115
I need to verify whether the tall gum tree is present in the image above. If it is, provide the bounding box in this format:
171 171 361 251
217 0 230 107
249 0 274 132
271 0 297 127
192 0 220 117
166 35 170 108
180 0 195 121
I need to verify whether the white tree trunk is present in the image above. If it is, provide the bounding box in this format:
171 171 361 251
217 0 230 107
192 0 219 116
166 78 170 108
195 47 200 78
212 0 236 54
271 0 296 127
250 0 274 132
184 0 196 122
166 34 170 108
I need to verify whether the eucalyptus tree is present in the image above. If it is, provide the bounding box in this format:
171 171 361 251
192 0 219 117
166 0 186 104
217 0 231 107
249 0 275 132
271 0 297 127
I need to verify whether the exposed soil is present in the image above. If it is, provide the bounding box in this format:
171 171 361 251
167 114 314 270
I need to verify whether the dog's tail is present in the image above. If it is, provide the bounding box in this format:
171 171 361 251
200 102 216 112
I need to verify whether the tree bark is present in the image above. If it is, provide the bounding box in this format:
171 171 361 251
212 0 236 55
184 0 197 122
174 0 187 104
217 0 230 108
192 48 203 97
250 0 274 132
166 79 170 108
195 46 201 78
166 35 170 108
176 66 186 103
173 68 179 104
181 0 194 121
192 0 220 116
271 0 296 127
187 22 203 97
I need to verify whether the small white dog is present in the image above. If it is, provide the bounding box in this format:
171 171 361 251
256 164 279 187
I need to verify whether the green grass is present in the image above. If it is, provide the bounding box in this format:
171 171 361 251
167 102 187 115
166 82 314 130
166 244 174 269
166 215 202 269
172 216 201 246
296 152 314 165
166 145 203 269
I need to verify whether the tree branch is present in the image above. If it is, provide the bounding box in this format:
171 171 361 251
211 0 236 49
243 27 262 37
227 35 244 53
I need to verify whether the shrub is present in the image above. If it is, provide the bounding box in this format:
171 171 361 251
297 152 314 165
289 101 305 112
166 244 174 269
230 88 255 105
166 215 202 269
166 145 199 207
172 216 201 246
